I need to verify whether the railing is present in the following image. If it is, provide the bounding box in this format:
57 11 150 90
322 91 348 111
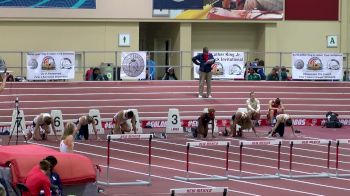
1 51 349 81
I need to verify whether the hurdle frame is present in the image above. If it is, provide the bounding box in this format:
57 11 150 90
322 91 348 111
170 187 228 196
228 140 282 180
329 139 350 178
280 139 331 179
174 141 230 181
97 134 153 186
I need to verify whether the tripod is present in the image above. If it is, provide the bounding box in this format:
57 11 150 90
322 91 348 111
8 97 27 145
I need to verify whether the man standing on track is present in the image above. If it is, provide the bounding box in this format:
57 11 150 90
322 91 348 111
113 110 137 134
192 47 215 98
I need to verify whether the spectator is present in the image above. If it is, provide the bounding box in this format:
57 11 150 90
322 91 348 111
0 73 8 93
44 156 62 196
280 66 289 81
85 67 93 81
192 47 215 98
162 67 178 80
6 73 14 82
146 53 156 80
60 122 75 153
344 70 349 81
23 160 51 196
267 67 279 81
90 67 105 81
257 60 266 80
247 67 261 80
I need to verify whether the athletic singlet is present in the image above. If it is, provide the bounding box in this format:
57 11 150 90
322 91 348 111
60 139 73 153
278 114 290 122
33 113 50 124
114 110 128 120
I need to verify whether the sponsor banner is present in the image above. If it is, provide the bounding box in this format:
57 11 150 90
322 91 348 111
0 0 96 9
26 52 75 80
292 53 343 80
153 0 283 20
121 52 146 80
193 51 245 80
153 0 203 10
1 118 349 134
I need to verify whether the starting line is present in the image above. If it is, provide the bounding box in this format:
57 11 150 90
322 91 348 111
228 140 282 180
170 187 228 195
280 139 331 179
174 141 230 181
97 134 153 186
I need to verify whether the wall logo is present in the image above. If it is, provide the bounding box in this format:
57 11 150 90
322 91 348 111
294 59 304 70
28 59 39 69
327 59 340 70
122 53 145 77
211 62 224 75
41 56 56 70
60 58 73 69
229 64 242 75
307 57 322 70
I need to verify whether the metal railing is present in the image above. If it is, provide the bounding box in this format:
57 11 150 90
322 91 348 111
1 51 349 81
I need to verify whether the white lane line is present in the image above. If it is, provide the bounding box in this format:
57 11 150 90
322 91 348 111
31 142 323 196
2 91 350 97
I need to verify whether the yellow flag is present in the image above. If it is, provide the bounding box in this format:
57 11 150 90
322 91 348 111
175 5 212 19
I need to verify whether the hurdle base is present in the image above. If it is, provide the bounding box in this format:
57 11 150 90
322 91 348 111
174 175 228 181
97 180 151 186
228 174 280 180
280 172 329 179
329 173 350 178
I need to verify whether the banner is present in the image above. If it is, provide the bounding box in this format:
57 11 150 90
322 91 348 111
120 52 146 80
153 0 203 10
0 0 96 9
153 0 283 20
292 53 343 80
193 51 245 80
26 52 75 80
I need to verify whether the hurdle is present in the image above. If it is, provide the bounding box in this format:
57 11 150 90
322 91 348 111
280 139 331 179
330 139 350 178
170 187 228 196
228 140 281 180
97 134 153 186
174 141 230 181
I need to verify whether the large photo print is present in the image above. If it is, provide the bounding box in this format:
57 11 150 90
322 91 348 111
153 0 284 20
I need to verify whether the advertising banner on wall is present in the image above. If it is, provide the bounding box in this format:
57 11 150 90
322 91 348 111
292 53 343 80
193 51 245 80
120 52 146 80
26 52 75 80
153 0 283 20
0 0 96 9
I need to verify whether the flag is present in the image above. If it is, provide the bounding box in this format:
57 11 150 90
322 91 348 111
153 0 203 10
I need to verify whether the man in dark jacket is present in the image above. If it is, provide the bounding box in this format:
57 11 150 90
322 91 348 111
192 47 215 98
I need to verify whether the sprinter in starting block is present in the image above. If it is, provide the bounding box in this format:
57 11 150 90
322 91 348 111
28 113 58 141
268 114 296 137
75 115 100 140
192 108 215 138
225 111 258 137
113 110 136 134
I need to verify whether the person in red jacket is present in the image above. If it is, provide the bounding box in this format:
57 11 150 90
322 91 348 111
24 160 51 196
